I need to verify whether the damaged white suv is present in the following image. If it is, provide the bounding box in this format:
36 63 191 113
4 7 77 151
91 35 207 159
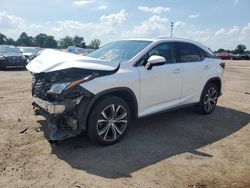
27 38 224 145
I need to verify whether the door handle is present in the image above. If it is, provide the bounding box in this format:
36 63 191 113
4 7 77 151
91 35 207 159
173 68 181 74
204 65 209 70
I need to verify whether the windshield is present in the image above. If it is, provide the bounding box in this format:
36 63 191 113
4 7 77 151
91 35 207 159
22 48 39 53
0 46 20 53
87 40 152 63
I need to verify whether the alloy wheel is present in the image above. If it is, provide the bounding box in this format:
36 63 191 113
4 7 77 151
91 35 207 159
203 87 218 113
96 104 128 142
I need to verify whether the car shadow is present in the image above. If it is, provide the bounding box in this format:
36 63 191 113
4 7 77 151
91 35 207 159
38 106 250 179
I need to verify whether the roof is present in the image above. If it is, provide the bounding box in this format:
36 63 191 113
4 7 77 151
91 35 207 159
120 37 213 55
120 37 203 44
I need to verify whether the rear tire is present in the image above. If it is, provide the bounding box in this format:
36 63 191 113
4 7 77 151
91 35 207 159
195 83 219 115
87 96 131 145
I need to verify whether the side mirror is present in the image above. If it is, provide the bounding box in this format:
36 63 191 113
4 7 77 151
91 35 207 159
145 55 166 70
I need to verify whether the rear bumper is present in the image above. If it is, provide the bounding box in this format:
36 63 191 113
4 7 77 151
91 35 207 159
33 97 65 114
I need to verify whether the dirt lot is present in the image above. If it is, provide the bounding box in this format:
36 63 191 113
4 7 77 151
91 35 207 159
0 60 250 188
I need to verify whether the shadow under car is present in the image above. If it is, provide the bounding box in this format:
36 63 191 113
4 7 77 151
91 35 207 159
38 105 250 179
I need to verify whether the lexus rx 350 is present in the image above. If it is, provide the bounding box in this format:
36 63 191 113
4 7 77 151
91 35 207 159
27 38 224 145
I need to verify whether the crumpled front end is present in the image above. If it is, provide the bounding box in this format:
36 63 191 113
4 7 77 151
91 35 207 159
31 68 95 141
27 49 120 142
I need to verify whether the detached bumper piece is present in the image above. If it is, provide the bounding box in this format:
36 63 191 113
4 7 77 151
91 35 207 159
48 120 77 142
32 96 83 142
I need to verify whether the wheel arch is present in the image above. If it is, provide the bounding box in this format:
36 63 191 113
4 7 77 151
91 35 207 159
200 77 222 101
77 87 138 131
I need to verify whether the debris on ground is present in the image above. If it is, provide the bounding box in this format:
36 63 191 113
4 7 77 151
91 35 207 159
19 128 28 134
35 127 41 132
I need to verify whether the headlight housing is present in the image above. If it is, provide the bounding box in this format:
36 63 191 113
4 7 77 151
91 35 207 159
64 75 92 90
47 83 70 94
46 75 93 95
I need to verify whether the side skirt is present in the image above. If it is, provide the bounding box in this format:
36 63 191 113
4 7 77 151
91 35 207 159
138 102 199 119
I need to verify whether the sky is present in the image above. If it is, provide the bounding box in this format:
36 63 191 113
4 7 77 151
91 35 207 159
0 0 250 50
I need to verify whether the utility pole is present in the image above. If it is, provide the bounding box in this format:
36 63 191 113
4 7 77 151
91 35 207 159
170 22 174 37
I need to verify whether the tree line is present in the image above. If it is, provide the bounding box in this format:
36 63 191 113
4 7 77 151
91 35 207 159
214 44 249 55
1 32 249 54
0 32 101 49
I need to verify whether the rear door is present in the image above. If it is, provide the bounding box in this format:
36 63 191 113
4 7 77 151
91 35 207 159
176 42 208 105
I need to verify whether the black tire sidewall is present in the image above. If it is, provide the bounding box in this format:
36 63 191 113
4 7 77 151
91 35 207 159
87 96 131 145
197 83 218 114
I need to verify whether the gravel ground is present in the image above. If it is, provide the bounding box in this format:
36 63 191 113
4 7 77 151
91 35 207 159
0 60 250 188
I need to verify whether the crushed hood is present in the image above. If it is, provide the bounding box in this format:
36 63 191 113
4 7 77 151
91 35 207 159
26 49 118 73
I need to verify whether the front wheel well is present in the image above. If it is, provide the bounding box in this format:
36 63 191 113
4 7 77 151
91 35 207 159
88 88 138 121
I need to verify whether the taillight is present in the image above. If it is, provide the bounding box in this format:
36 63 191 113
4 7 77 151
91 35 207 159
220 62 225 69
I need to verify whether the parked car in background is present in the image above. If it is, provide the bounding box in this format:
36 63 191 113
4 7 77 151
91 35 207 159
19 47 40 61
235 54 250 60
28 38 224 145
218 52 234 60
218 52 250 60
0 45 27 69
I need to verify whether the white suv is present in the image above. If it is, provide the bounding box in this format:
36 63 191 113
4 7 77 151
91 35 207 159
27 38 224 145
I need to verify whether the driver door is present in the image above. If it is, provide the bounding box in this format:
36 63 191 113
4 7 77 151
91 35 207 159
137 42 183 117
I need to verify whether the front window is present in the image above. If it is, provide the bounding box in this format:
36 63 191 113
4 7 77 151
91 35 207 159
87 40 152 63
137 42 176 66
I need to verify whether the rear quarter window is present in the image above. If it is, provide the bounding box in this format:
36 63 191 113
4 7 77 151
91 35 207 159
201 49 219 59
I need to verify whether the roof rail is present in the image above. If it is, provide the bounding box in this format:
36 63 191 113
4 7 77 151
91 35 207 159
157 36 171 39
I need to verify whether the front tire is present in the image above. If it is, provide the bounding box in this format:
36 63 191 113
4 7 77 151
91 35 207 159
87 96 131 145
195 83 219 114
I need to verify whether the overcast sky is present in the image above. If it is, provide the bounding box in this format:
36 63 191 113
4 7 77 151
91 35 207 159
0 0 250 50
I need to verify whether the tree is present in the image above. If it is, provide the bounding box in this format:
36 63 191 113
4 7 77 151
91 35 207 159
0 33 7 44
88 39 101 49
58 36 74 48
43 35 57 48
234 44 247 54
73 35 86 48
34 33 47 47
6 38 16 45
216 48 225 53
16 32 33 46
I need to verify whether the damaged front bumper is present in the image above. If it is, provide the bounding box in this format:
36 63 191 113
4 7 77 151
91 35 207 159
33 97 65 114
32 95 85 142
29 66 119 143
32 77 94 142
